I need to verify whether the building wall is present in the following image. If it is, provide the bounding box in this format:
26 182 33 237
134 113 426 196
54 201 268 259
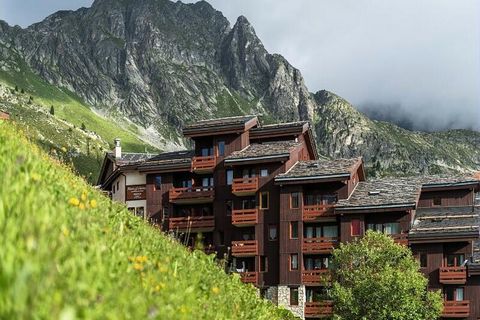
418 189 474 207
277 285 305 319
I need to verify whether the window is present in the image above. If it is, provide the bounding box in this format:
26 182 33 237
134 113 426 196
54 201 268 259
154 175 162 190
446 254 465 267
202 177 214 187
433 197 441 206
201 147 213 156
419 253 428 268
290 287 299 305
226 170 234 185
290 192 300 209
226 200 232 216
218 141 225 156
260 168 268 177
290 222 299 239
367 222 400 235
290 254 299 270
260 256 268 272
351 219 362 236
445 287 464 301
268 225 278 241
260 192 269 209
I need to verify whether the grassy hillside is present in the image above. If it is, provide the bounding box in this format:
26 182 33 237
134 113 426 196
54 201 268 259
0 120 293 319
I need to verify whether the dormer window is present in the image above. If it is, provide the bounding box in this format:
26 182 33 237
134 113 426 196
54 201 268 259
217 141 225 156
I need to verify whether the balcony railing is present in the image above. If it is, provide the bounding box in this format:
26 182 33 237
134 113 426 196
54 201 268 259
439 266 467 284
303 237 338 254
191 155 216 173
232 209 259 226
442 300 470 318
303 204 335 221
231 240 258 257
232 177 259 196
302 269 331 285
168 216 215 232
169 186 214 204
391 233 408 246
238 271 258 285
304 301 334 318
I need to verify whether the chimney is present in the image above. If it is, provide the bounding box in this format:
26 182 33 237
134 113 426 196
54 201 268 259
114 138 121 159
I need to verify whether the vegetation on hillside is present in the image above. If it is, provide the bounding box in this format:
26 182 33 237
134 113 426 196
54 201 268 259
330 231 443 320
0 121 294 319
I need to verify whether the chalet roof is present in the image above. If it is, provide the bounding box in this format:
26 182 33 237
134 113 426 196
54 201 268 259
336 178 421 210
409 206 480 239
410 175 480 189
275 157 361 183
182 115 258 137
250 121 308 134
224 141 300 164
138 150 193 169
107 152 151 166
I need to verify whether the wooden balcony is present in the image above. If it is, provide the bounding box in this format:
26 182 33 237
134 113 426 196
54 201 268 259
232 209 259 226
191 155 216 173
391 233 408 246
439 266 467 284
442 301 470 318
231 240 258 257
303 205 335 221
303 237 338 254
168 216 215 232
302 269 331 285
238 271 258 285
169 186 214 204
304 301 334 318
232 177 259 196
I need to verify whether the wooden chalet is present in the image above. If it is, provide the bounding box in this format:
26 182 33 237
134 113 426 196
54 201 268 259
97 115 480 320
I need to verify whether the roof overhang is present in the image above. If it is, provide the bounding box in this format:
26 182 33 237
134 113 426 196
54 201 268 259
183 117 258 138
408 231 478 243
335 203 416 214
138 163 191 173
224 153 290 166
422 181 480 192
275 173 351 185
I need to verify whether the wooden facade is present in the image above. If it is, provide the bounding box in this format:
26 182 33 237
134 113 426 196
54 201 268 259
98 115 480 320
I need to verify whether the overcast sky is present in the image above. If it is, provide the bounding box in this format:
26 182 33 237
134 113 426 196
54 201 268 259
1 0 479 131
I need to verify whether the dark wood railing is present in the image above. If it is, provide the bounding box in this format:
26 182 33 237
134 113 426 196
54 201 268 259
439 266 467 284
442 300 469 318
191 155 216 172
168 216 215 231
232 177 259 196
231 240 258 257
304 301 334 318
169 186 214 203
238 271 258 284
302 204 335 220
232 209 259 226
301 269 331 285
302 237 338 254
391 233 408 246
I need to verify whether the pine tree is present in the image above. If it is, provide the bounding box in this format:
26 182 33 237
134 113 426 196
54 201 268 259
49 106 55 115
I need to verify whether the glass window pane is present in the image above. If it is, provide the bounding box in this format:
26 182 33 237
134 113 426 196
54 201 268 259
456 288 464 301
269 225 277 241
226 170 233 185
260 169 268 177
291 222 298 239
291 254 298 270
305 226 314 238
323 225 338 238
218 141 225 156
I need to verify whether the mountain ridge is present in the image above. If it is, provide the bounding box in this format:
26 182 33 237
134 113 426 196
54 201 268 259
0 0 478 177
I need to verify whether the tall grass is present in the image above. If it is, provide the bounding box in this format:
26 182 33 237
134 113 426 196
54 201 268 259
0 121 294 319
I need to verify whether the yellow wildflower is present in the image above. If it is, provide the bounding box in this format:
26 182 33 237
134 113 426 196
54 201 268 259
79 203 85 210
211 287 220 294
90 199 97 208
133 263 143 271
81 193 87 201
136 256 147 263
31 173 41 182
68 197 80 206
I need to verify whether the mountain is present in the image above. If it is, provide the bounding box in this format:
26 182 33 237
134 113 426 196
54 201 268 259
0 0 478 178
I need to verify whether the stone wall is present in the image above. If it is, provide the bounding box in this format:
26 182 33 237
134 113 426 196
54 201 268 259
277 285 305 319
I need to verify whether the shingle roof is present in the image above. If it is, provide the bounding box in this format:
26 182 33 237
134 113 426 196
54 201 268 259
139 150 193 168
336 178 421 210
108 152 152 165
250 121 308 132
275 158 361 181
224 141 300 162
409 175 480 187
409 206 480 238
183 115 257 131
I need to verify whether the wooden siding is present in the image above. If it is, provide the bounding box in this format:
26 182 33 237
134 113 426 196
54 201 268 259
418 189 474 208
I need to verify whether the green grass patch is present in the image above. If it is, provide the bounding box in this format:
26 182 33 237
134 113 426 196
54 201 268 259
0 121 294 319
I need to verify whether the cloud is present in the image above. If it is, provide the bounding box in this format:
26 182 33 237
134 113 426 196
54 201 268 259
1 0 479 130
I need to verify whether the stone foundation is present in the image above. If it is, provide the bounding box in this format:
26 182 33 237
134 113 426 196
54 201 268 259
277 285 305 319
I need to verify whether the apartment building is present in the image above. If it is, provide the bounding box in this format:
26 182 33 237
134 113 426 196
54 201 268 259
98 115 480 319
